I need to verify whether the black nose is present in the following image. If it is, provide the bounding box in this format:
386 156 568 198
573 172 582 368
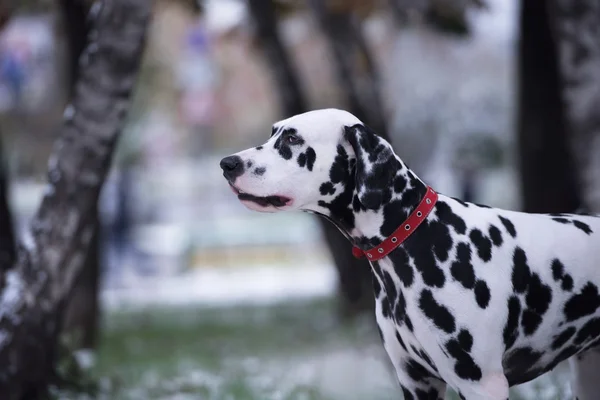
220 155 244 180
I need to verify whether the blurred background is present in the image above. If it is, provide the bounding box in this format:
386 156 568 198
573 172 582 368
0 0 597 399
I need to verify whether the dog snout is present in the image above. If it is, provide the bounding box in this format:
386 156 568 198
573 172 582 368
220 155 245 181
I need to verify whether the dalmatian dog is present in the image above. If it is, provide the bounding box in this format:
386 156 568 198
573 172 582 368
219 108 600 400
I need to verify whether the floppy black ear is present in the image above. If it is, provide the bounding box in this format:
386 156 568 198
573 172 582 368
344 124 398 210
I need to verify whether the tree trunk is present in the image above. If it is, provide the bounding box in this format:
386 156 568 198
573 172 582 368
0 137 15 273
547 0 600 213
247 0 375 314
516 0 582 213
308 0 390 138
247 0 307 115
60 0 101 351
0 0 150 397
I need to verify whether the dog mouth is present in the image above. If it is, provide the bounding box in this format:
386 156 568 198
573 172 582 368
229 184 292 208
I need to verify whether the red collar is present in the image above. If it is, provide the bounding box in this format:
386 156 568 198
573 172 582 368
352 186 438 261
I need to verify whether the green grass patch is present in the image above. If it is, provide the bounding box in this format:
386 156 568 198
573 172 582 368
58 297 571 399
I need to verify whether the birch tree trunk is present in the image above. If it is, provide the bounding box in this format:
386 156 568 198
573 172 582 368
547 1 600 213
516 0 582 213
0 0 150 397
60 0 101 352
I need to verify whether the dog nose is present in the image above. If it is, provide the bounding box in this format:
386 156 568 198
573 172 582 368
220 155 244 180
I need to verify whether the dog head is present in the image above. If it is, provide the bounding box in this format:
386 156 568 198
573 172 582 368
220 109 405 229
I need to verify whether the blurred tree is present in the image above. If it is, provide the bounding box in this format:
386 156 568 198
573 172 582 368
0 137 15 273
0 0 150 398
247 0 307 118
0 9 16 276
387 0 487 35
547 0 600 213
59 0 101 352
516 0 582 213
308 0 388 137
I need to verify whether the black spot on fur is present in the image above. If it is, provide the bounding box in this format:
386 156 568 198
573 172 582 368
319 182 335 196
246 160 253 168
317 145 355 231
304 147 316 171
254 167 266 176
380 199 407 237
445 338 482 381
381 269 398 303
415 388 440 400
274 135 292 160
488 225 503 246
436 201 467 234
396 330 408 351
503 347 543 381
429 221 454 263
573 220 593 235
255 145 263 150
564 282 600 322
451 243 475 289
394 290 407 324
381 294 392 319
520 310 542 337
394 175 407 193
469 229 492 262
503 296 521 350
552 327 576 350
498 216 517 237
474 280 491 309
416 348 438 373
391 247 414 288
297 152 306 168
551 259 565 281
402 387 414 400
405 314 414 332
551 216 594 235
458 329 474 352
419 289 456 334
512 247 530 294
405 359 434 382
562 275 574 291
403 221 447 288
522 273 552 335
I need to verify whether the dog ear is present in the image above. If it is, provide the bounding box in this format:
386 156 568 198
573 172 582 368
344 124 398 210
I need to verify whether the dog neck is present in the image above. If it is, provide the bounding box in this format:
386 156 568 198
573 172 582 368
351 159 428 250
310 152 428 251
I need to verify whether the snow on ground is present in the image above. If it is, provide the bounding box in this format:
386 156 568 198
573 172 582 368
101 263 338 310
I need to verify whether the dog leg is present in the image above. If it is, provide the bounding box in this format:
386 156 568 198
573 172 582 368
452 371 509 400
570 348 600 400
394 362 447 400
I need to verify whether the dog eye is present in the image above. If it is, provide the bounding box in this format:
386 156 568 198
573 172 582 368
286 135 300 145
